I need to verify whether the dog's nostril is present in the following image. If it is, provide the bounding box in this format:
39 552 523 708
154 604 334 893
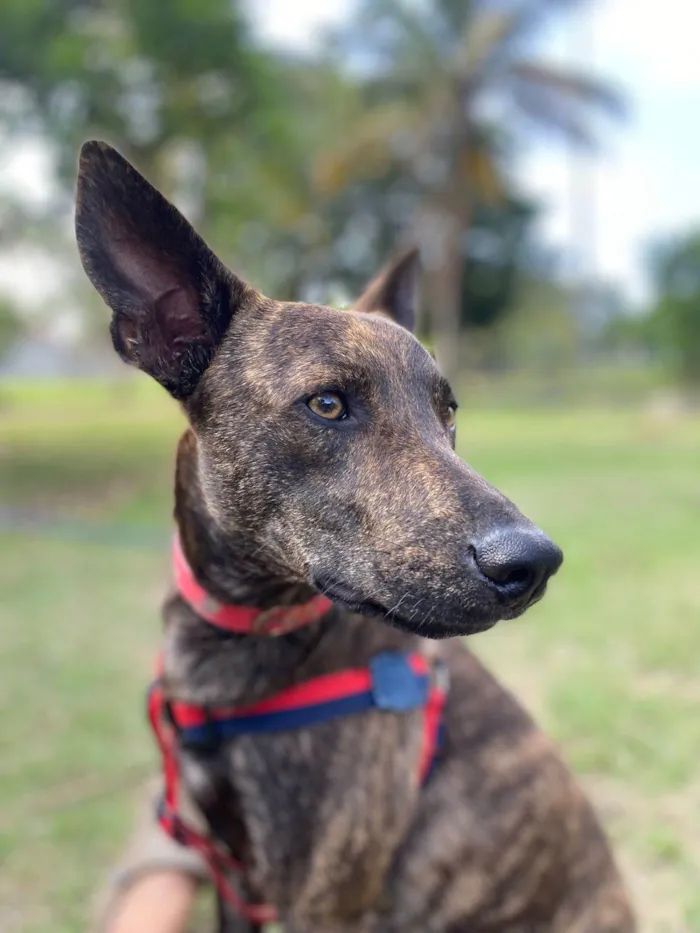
472 527 562 605
495 565 535 590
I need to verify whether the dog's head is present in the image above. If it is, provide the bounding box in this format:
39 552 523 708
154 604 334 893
75 141 562 638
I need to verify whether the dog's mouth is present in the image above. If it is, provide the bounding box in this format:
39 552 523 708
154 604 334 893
312 575 502 639
315 578 399 622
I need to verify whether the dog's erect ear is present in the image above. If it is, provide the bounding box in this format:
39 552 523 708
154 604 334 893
353 247 420 333
75 141 248 399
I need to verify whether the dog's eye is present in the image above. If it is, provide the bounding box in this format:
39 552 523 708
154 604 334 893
446 405 457 431
307 392 347 421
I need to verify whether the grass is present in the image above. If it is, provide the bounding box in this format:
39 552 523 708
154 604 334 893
1 377 699 932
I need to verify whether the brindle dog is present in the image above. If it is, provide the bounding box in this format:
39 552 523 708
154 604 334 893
75 141 634 933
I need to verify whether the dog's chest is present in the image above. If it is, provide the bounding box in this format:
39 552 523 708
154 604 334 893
186 705 426 921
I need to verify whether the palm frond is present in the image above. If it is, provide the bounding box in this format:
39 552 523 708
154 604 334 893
451 8 527 82
434 0 476 41
460 142 508 205
508 61 626 118
523 0 593 10
510 83 598 148
313 101 421 194
350 0 445 73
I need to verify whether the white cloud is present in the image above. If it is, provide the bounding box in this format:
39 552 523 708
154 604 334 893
248 0 352 51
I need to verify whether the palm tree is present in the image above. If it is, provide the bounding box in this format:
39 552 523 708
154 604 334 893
317 0 624 382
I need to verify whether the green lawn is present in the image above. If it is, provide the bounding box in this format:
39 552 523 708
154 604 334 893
1 379 699 933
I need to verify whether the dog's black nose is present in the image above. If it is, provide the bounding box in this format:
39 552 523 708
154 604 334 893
473 527 563 606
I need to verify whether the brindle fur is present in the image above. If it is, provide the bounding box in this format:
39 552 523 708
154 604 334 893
75 141 635 933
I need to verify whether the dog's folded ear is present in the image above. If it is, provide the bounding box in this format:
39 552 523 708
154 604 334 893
75 141 248 399
353 246 420 334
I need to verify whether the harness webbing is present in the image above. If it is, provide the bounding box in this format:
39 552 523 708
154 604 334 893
148 536 449 922
148 650 447 923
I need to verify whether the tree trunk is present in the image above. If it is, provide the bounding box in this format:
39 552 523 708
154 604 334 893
417 105 473 388
429 215 464 386
419 197 470 389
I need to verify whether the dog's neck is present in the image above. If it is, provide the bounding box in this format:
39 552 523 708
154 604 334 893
166 431 420 708
174 429 317 611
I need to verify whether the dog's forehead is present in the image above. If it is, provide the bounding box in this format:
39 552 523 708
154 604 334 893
243 300 439 391
205 299 444 408
202 298 448 416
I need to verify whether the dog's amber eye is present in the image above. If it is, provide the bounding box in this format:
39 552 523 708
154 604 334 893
307 392 347 421
446 405 457 430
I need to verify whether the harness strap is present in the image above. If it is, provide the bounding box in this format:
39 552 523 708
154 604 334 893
170 652 434 744
147 650 448 922
148 676 278 923
156 532 448 921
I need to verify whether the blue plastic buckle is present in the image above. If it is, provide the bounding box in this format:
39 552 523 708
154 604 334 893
369 652 429 712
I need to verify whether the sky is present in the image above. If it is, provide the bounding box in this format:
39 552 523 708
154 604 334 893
1 0 698 312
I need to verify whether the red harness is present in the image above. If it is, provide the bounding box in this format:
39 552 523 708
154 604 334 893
148 537 448 923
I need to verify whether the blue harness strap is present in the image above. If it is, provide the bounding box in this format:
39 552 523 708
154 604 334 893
172 651 434 745
161 651 447 784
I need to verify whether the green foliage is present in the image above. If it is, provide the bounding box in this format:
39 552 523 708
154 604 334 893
0 297 22 357
0 0 624 371
0 0 268 179
460 197 536 330
601 311 656 357
648 230 700 388
494 275 579 373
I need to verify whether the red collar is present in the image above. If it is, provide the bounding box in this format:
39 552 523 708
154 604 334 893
173 535 333 636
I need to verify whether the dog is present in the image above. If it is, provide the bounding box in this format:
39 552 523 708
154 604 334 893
75 141 635 933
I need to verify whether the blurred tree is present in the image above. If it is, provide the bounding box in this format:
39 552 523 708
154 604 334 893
0 296 22 357
319 0 624 381
0 0 327 331
498 274 578 377
0 197 27 247
252 153 538 339
201 59 366 294
0 0 590 368
0 0 284 340
0 0 272 193
600 311 655 360
648 231 700 390
460 196 535 331
0 5 379 304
